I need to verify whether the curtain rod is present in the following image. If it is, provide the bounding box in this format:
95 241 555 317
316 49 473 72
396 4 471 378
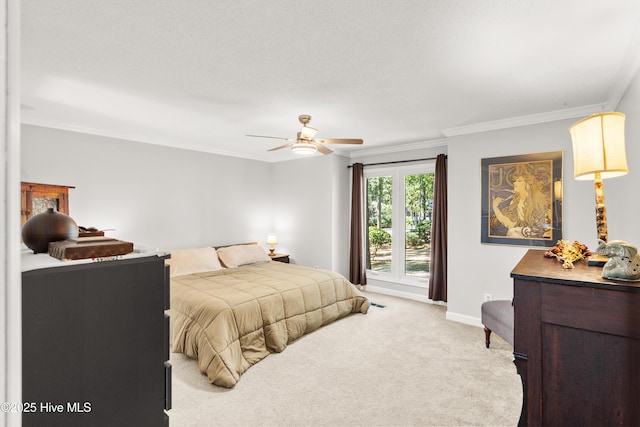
347 155 446 168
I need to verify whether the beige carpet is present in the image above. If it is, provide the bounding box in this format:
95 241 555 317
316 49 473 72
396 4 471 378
168 292 521 426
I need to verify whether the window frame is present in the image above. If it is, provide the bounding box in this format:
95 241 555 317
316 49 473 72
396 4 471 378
364 161 435 288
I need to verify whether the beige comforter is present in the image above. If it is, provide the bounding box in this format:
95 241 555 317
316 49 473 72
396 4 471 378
170 261 368 387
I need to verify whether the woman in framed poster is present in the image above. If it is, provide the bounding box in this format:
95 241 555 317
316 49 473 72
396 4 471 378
491 165 550 238
481 151 562 247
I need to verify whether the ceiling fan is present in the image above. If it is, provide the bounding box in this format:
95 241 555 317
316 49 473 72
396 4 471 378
246 115 364 155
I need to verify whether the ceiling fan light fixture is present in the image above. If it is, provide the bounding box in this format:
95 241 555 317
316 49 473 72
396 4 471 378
300 126 318 140
247 114 363 156
291 142 317 155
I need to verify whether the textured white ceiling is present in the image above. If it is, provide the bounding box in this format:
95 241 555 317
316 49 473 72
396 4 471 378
21 0 640 162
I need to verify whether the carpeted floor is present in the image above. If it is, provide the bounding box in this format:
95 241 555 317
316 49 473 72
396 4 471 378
168 291 521 426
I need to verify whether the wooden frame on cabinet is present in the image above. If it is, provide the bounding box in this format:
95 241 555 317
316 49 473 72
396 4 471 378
21 182 75 226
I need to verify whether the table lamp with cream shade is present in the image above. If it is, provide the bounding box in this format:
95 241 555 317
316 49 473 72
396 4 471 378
266 234 278 256
569 112 629 264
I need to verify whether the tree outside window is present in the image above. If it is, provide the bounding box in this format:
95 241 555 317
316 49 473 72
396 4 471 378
404 173 434 277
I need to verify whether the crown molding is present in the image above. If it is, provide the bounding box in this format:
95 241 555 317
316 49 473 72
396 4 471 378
441 103 608 137
20 117 278 163
347 138 448 158
443 20 640 138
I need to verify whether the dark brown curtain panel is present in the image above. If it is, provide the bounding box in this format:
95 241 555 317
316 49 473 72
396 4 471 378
428 154 447 302
349 163 367 286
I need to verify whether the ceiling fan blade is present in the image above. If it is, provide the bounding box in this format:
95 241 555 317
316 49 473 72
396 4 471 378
246 134 295 141
315 144 333 155
315 138 364 145
268 143 293 152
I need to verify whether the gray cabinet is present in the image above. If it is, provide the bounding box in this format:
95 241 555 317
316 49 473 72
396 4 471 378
22 253 171 427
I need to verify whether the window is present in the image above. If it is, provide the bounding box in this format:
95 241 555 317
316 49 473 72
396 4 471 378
365 164 435 285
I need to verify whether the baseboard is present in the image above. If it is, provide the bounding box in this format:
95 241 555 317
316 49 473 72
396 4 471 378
363 285 444 305
363 285 483 328
446 311 483 328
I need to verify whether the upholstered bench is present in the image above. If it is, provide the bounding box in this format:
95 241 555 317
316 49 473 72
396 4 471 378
481 300 513 348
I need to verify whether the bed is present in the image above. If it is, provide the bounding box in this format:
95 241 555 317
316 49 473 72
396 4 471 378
168 244 368 388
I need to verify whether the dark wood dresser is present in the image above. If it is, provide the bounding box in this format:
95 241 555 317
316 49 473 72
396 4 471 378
511 249 640 426
22 251 171 427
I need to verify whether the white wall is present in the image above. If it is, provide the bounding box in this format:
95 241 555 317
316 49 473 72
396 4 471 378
270 154 337 270
446 74 640 325
331 154 351 276
21 125 274 251
607 67 640 246
447 120 577 324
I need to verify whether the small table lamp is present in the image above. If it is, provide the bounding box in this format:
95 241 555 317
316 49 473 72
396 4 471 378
569 112 629 263
266 234 278 256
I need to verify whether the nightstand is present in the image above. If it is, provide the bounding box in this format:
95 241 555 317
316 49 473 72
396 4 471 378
270 254 289 263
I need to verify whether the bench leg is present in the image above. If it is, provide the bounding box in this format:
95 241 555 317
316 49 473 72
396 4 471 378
484 326 492 348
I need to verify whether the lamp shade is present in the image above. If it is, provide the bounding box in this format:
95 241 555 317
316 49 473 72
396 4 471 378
266 234 278 245
569 112 629 180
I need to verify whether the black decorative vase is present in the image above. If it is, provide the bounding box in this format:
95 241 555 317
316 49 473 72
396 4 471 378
22 208 79 254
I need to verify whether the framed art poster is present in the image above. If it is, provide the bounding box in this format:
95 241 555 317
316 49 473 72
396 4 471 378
481 151 562 247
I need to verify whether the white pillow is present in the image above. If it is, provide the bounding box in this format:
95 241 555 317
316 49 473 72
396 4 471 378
216 244 271 268
169 247 223 277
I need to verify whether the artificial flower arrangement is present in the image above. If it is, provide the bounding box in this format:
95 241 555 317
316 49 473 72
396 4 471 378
544 240 592 269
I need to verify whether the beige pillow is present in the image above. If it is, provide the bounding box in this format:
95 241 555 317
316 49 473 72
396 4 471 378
216 244 271 268
169 247 223 277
